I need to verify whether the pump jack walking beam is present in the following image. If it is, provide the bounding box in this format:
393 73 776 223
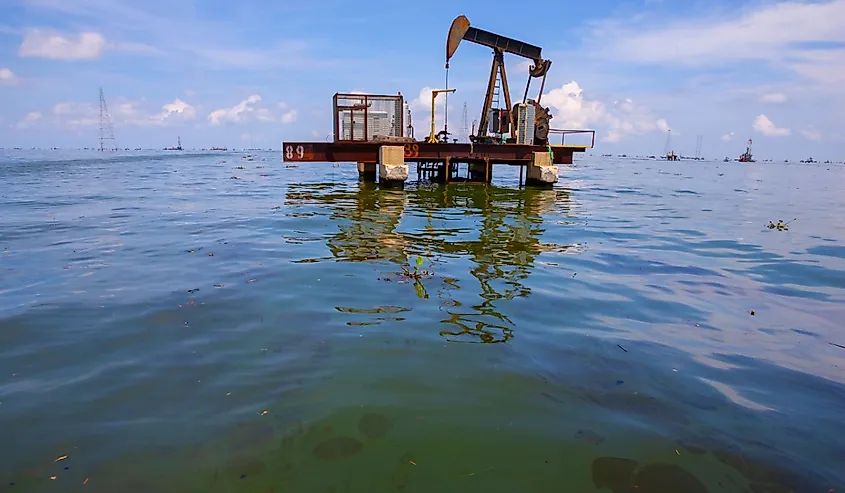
446 15 552 140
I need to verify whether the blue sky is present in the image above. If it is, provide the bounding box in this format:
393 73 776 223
1 0 843 160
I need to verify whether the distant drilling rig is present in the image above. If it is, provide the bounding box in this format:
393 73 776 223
99 87 118 151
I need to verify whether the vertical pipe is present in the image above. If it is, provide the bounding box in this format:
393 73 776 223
536 73 547 104
522 77 531 104
444 68 449 137
363 96 368 142
333 94 338 142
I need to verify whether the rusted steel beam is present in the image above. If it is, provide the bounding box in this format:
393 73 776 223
282 141 585 165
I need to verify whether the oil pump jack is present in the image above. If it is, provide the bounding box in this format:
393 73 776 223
445 15 554 146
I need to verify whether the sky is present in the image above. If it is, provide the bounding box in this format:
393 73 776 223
0 0 843 161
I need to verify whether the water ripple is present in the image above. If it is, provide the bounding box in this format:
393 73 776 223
0 151 843 491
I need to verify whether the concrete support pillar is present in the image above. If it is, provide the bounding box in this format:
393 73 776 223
357 162 376 182
378 145 408 188
525 151 558 187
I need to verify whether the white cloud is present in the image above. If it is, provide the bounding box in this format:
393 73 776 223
208 95 262 125
410 87 448 114
800 127 822 142
39 96 197 129
587 0 845 89
760 92 787 103
542 81 669 142
15 112 42 129
752 114 790 136
256 108 275 122
721 132 736 142
0 67 18 84
156 98 196 122
207 95 297 125
280 109 297 124
16 28 159 61
19 30 106 60
52 101 99 127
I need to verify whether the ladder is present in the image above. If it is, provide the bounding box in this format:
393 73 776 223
490 73 503 135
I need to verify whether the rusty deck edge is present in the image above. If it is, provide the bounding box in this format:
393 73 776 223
281 141 587 165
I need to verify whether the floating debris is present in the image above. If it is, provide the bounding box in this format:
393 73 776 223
54 455 68 462
766 218 795 231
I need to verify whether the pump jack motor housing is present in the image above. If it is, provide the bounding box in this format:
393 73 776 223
445 15 554 145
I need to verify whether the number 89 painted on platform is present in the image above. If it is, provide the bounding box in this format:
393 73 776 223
285 145 305 160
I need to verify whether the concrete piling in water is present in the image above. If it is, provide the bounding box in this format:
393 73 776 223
525 151 558 187
357 162 377 182
378 146 408 188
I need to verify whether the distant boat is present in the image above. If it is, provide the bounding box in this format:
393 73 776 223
211 146 228 151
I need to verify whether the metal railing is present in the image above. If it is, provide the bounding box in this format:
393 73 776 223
332 93 405 143
548 128 596 148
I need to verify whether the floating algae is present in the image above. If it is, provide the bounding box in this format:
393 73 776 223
225 455 266 478
357 413 392 439
634 463 708 493
591 457 638 493
591 457 709 493
312 437 363 460
226 421 275 453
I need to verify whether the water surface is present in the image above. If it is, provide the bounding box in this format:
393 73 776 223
1 150 843 492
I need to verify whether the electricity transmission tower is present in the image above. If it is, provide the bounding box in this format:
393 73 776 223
99 87 118 151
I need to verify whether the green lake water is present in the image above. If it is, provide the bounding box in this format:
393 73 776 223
1 150 843 492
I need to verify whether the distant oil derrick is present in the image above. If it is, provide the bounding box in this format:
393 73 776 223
99 87 118 151
460 102 468 142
